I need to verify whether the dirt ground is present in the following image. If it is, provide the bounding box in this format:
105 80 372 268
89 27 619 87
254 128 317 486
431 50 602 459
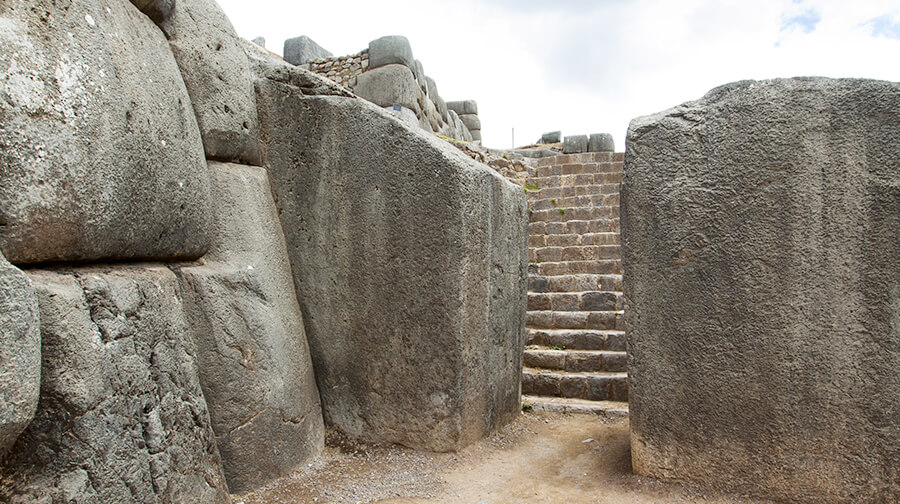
239 412 776 504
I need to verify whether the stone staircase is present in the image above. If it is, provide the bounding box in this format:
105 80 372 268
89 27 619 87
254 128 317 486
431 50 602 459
520 152 628 417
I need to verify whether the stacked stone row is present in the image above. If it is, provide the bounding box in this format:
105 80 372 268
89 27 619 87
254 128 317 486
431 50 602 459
307 50 369 90
518 151 629 416
448 100 482 143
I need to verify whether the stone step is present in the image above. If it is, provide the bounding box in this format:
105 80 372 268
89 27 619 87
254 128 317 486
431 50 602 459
529 206 618 223
527 291 623 311
522 368 629 402
525 172 623 190
528 274 622 294
524 348 627 373
530 232 620 248
529 193 620 211
528 218 619 236
528 259 621 276
527 328 625 351
524 184 619 200
522 395 628 419
530 245 620 263
526 310 623 330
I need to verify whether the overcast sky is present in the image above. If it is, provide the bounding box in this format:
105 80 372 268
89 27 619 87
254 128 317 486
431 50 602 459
217 0 899 151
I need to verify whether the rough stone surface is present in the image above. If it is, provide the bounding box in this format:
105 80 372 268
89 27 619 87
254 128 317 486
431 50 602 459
414 59 427 94
541 131 562 143
427 77 449 121
459 113 481 132
251 36 265 48
0 253 40 456
622 77 900 504
470 130 483 142
242 39 352 98
177 162 325 494
283 35 332 66
588 133 615 152
367 35 415 70
447 99 478 115
129 0 174 23
0 0 212 265
162 0 261 165
255 74 529 451
563 135 588 153
352 64 420 111
0 266 229 504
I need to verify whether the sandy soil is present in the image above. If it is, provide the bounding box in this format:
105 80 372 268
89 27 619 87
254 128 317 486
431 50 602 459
239 412 776 504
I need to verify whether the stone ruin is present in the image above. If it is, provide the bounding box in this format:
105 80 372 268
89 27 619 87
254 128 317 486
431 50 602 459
1 1 898 503
0 0 526 501
284 34 481 144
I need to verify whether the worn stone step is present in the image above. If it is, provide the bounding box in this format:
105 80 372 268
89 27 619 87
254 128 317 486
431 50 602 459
527 291 623 311
525 172 623 190
522 395 628 419
526 310 623 330
522 368 629 402
528 274 622 294
523 184 620 200
524 348 627 373
529 206 617 223
528 218 619 236
530 245 620 263
529 259 620 276
527 328 626 351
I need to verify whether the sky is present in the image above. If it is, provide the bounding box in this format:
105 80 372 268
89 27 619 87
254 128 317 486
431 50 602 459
216 0 899 151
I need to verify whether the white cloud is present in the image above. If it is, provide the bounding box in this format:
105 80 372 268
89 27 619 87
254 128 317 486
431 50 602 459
217 0 899 150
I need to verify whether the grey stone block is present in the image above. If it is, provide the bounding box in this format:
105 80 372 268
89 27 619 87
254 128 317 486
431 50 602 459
414 59 427 94
460 113 482 132
623 77 900 504
177 162 324 494
563 135 588 153
0 253 40 456
470 130 483 142
1 266 229 503
447 99 478 115
589 133 615 152
367 35 415 70
255 77 529 452
283 35 333 65
541 131 562 143
162 0 261 165
251 36 265 48
0 0 212 265
352 64 420 111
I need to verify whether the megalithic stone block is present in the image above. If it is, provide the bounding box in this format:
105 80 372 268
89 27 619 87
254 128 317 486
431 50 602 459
563 135 588 153
622 77 900 504
541 131 562 143
589 133 615 152
284 35 333 65
0 0 212 265
254 62 529 452
367 35 415 70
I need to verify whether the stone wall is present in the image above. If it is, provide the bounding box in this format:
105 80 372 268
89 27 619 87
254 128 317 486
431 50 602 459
622 77 900 504
302 35 477 143
0 0 528 500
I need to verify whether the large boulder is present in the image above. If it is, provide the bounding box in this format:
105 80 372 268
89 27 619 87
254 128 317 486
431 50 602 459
161 0 261 165
283 35 332 66
459 113 481 132
352 64 420 112
255 70 529 451
367 35 414 70
0 0 211 265
622 77 900 504
447 100 478 115
0 266 229 504
129 0 174 23
0 253 40 456
177 162 324 494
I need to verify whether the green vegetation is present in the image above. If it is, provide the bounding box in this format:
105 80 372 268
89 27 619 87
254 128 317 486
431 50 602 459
549 344 566 351
524 183 540 191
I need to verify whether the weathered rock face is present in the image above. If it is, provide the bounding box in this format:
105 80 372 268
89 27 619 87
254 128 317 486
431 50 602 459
129 0 174 23
0 253 40 456
0 266 229 504
622 77 900 504
353 63 420 111
255 70 529 451
161 0 261 165
367 35 414 70
177 162 324 494
0 0 211 265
